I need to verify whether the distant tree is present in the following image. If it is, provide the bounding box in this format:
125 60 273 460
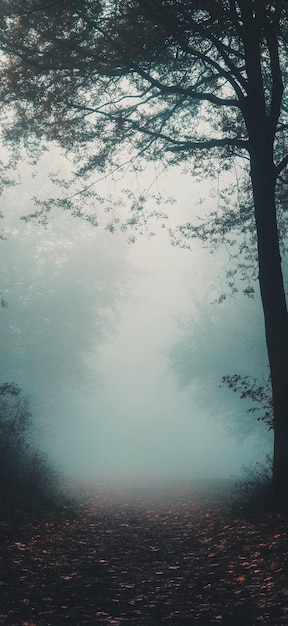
167 295 272 443
0 203 128 399
0 1 287 508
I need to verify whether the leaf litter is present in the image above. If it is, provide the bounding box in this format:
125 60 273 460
0 480 288 625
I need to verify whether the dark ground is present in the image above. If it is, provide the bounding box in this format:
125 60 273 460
0 479 288 626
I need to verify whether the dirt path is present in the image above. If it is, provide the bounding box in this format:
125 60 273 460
0 481 288 625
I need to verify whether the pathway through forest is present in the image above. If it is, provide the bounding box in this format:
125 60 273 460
0 481 287 625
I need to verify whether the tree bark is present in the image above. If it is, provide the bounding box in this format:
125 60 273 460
250 140 288 511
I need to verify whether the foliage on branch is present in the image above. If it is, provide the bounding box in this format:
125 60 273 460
221 373 273 431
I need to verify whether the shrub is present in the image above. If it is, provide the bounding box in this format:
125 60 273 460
233 455 273 514
0 383 61 514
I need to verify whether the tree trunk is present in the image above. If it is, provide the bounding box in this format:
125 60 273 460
250 143 288 511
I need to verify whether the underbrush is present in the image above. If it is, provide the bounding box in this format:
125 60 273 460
231 455 273 515
0 382 66 518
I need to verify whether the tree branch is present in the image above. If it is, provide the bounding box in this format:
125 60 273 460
166 137 249 152
193 20 248 94
275 154 288 176
70 100 249 155
140 1 247 101
132 66 241 108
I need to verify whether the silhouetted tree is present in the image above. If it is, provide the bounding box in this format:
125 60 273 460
0 1 287 508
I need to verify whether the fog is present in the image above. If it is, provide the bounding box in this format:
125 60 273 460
1 153 273 488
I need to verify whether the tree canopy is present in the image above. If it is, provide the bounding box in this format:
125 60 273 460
0 1 287 284
0 2 286 174
1 0 288 155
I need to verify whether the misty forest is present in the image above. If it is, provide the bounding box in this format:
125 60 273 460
0 1 288 625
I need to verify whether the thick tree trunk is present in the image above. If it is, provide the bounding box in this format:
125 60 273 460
250 145 288 511
240 2 288 510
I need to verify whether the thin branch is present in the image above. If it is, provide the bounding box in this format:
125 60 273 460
167 137 249 152
275 154 288 176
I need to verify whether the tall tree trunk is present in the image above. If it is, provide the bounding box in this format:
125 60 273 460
250 143 288 510
240 2 288 509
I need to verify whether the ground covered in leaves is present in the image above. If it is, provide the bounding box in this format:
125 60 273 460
0 480 288 625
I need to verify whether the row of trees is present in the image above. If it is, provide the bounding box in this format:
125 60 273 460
0 1 287 508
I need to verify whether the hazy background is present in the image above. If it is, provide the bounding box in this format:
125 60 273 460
0 150 273 487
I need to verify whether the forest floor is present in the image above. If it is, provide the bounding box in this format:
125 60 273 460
0 479 288 626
